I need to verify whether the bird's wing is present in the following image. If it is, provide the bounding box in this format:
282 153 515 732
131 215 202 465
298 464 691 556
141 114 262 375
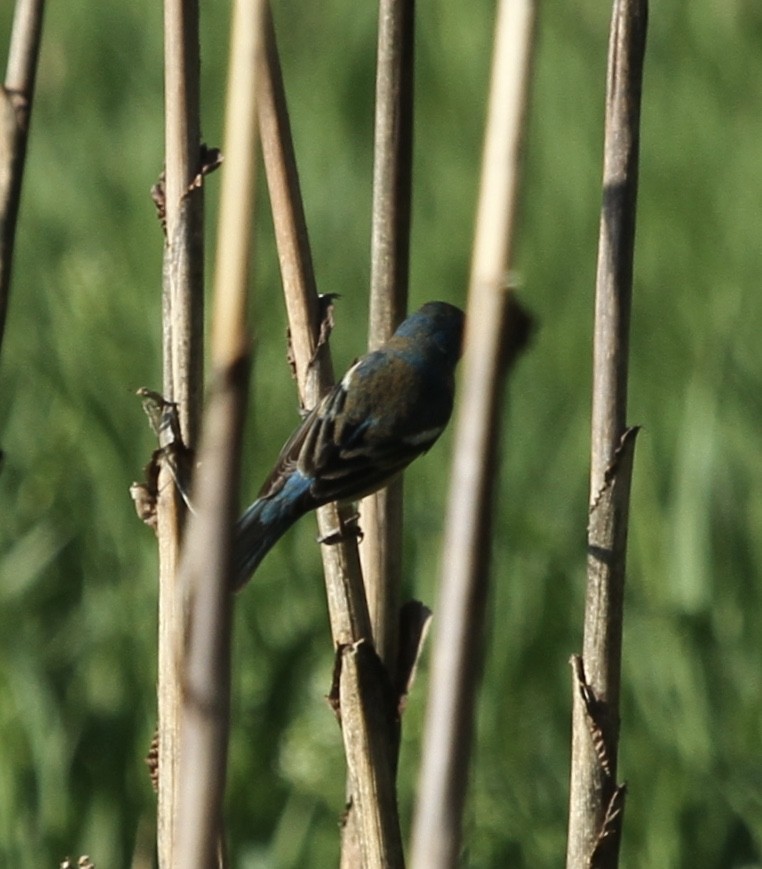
257 380 424 508
298 372 429 504
256 402 322 500
258 344 453 507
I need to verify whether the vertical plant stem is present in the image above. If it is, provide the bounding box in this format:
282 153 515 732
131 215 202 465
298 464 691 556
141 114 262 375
257 2 332 404
157 0 204 864
409 2 536 867
258 1 373 649
258 2 374 645
173 0 263 865
258 8 404 865
566 1 647 867
360 0 415 668
0 0 45 360
163 0 204 444
173 368 245 869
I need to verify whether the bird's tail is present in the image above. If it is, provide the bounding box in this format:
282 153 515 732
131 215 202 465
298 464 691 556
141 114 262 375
232 496 301 591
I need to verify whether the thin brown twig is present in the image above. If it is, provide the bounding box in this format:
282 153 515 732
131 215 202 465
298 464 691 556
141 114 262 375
353 3 416 856
173 0 263 865
359 0 415 673
566 0 648 866
257 6 404 865
162 0 204 445
409 1 537 866
0 0 45 361
257 2 372 645
156 0 205 864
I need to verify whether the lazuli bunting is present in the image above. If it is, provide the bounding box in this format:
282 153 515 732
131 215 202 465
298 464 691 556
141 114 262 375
233 300 464 589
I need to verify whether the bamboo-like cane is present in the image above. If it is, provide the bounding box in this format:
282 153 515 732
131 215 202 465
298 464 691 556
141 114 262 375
173 0 263 867
257 2 372 646
156 0 205 864
258 6 404 866
0 0 45 359
565 1 647 867
409 1 536 866
360 0 415 670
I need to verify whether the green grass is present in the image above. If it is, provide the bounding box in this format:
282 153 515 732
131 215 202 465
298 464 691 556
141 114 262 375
1 0 761 866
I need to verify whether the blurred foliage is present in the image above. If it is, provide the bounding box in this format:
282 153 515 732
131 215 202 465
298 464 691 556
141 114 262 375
1 0 761 866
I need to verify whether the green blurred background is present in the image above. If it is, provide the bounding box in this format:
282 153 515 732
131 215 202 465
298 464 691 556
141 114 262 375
1 0 761 866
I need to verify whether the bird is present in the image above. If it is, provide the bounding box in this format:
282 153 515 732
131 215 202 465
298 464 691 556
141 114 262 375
232 300 464 590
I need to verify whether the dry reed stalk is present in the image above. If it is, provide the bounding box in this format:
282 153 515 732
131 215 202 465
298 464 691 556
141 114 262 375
257 6 404 864
155 0 205 864
409 1 536 865
565 1 647 866
0 0 45 358
360 0 415 670
173 0 263 866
